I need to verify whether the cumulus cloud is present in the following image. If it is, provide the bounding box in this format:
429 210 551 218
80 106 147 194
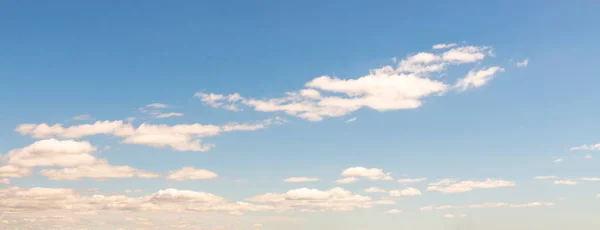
167 167 218 181
389 188 421 197
0 178 10 184
0 165 32 178
284 177 320 183
553 180 578 185
364 187 386 193
41 164 160 181
570 143 600 151
155 112 184 119
427 179 515 193
335 177 358 184
385 209 402 214
432 43 457 49
247 187 372 212
516 59 529 68
397 177 427 184
338 167 393 183
16 118 280 152
196 44 502 121
455 66 504 90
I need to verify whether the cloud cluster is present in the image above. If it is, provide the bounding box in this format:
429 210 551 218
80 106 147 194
426 179 515 193
246 187 372 212
196 44 503 121
16 118 281 152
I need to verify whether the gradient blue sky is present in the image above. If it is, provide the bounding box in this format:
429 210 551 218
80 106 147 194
1 1 599 230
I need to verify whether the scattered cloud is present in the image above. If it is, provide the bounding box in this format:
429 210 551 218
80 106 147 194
516 59 529 68
432 43 457 49
0 178 10 184
455 66 504 91
422 202 554 211
72 114 93 121
374 198 396 205
247 187 372 212
553 180 578 185
364 187 386 193
389 187 421 197
124 189 144 194
146 103 168 109
284 177 320 183
40 163 159 181
155 112 184 119
385 209 402 214
337 167 393 183
553 158 563 163
345 117 357 123
397 177 427 184
535 176 557 180
580 177 600 181
427 179 515 193
335 177 358 184
167 167 218 181
570 143 600 151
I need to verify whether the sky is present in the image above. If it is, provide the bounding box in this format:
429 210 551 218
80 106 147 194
0 1 599 229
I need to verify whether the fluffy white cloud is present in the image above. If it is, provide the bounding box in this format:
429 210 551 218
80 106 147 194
570 143 600 151
16 118 279 152
283 177 320 183
3 139 98 168
246 187 372 212
535 176 557 180
166 167 218 181
146 103 168 109
553 158 563 163
0 165 31 178
0 178 10 184
580 177 600 181
385 209 402 214
389 188 421 197
397 177 427 184
340 167 393 181
196 45 501 121
422 202 553 211
432 43 457 49
40 164 159 181
345 117 357 123
374 199 396 205
335 177 358 184
155 112 184 118
455 66 504 90
364 187 386 193
516 59 529 68
427 179 515 193
553 180 578 185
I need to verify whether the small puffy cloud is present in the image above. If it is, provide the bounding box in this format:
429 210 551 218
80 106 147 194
345 117 357 123
570 143 600 151
389 187 421 197
284 177 320 183
553 180 578 185
535 176 557 180
432 43 457 49
397 177 427 184
341 167 393 181
167 167 218 181
336 177 358 184
427 179 515 193
155 112 184 119
4 139 98 168
146 103 168 109
516 59 529 68
553 158 563 163
72 114 93 121
194 93 243 111
364 187 386 193
247 187 372 212
385 209 402 214
455 66 504 90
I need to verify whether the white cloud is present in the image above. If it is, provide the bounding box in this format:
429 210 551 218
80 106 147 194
247 187 372 212
389 187 421 197
580 177 600 181
374 199 396 205
284 177 320 183
72 114 93 121
516 59 529 68
385 209 402 214
0 178 10 184
364 187 386 193
345 117 357 123
422 202 553 211
553 180 578 185
196 45 500 121
397 177 427 184
443 214 455 218
124 189 144 194
167 167 218 181
0 165 31 178
16 118 279 152
553 158 563 163
427 179 515 193
535 176 557 180
432 43 457 50
570 143 600 151
3 139 98 168
597 194 600 198
335 177 358 184
155 112 184 119
40 163 159 181
146 103 168 109
455 66 504 90
341 167 393 181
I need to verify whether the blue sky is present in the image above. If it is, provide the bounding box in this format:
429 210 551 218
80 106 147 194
1 1 599 229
